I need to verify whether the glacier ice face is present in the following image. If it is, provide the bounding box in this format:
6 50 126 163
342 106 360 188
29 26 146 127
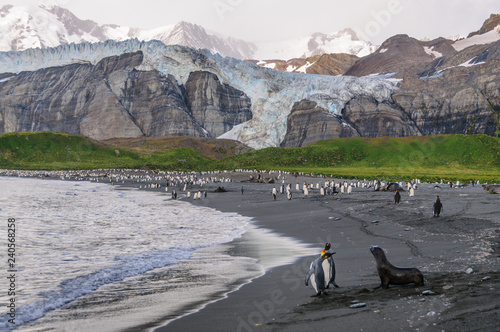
0 39 398 149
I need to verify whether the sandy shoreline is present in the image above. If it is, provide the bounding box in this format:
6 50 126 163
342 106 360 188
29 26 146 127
1 170 499 331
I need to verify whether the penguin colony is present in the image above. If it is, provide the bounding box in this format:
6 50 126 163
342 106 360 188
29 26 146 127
0 168 487 298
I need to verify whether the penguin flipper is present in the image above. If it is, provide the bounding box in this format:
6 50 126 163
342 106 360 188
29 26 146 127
305 267 314 286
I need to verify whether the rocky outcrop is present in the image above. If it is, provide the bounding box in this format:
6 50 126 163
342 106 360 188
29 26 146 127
280 100 359 147
281 39 500 146
249 53 359 75
342 97 421 138
393 40 500 136
468 14 500 38
345 35 457 78
281 97 422 147
185 71 252 137
0 51 252 140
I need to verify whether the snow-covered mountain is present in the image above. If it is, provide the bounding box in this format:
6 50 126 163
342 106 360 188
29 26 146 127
0 4 376 60
254 28 378 60
0 4 257 59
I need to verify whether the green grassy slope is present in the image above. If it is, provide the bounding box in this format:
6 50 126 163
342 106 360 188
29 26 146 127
0 132 143 170
216 135 500 182
1 132 499 182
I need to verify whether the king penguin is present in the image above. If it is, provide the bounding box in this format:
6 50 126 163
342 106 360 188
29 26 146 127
305 256 327 297
321 243 339 289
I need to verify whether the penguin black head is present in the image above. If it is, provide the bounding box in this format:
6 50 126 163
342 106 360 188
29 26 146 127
325 243 331 250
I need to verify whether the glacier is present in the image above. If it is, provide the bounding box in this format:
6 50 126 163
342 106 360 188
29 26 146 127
0 39 398 149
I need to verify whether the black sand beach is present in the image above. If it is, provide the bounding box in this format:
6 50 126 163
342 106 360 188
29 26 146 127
155 172 499 332
1 170 498 331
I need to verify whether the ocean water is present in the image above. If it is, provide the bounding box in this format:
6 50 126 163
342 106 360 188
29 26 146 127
0 177 314 331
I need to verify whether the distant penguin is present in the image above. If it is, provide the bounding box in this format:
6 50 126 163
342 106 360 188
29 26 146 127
433 196 443 217
321 243 339 289
409 186 415 197
394 190 401 204
305 256 327 296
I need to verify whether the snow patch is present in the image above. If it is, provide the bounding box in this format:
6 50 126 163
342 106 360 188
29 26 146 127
424 46 442 58
453 28 500 51
296 61 314 73
217 122 247 141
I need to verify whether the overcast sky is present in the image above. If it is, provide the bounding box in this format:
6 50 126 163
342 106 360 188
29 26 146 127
1 0 499 44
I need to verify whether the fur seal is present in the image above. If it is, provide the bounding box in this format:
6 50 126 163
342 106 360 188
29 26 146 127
370 246 424 289
484 184 500 194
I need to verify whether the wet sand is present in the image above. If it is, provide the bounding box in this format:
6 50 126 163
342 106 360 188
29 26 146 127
156 172 499 331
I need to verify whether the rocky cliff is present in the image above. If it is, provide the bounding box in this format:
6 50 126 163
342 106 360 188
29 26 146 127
281 39 499 146
279 20 500 147
0 51 252 140
0 39 395 149
0 32 498 149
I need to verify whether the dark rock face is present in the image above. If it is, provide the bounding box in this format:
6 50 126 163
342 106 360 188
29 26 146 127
345 35 457 78
280 100 359 147
0 51 252 140
281 39 500 146
0 53 145 139
185 71 252 138
468 14 500 38
342 97 421 138
393 41 500 137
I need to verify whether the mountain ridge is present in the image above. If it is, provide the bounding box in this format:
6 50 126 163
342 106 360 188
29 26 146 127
0 11 498 150
0 3 375 60
0 4 257 59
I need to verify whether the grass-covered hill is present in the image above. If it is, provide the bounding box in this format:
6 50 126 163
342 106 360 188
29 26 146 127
1 132 499 182
217 135 500 182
